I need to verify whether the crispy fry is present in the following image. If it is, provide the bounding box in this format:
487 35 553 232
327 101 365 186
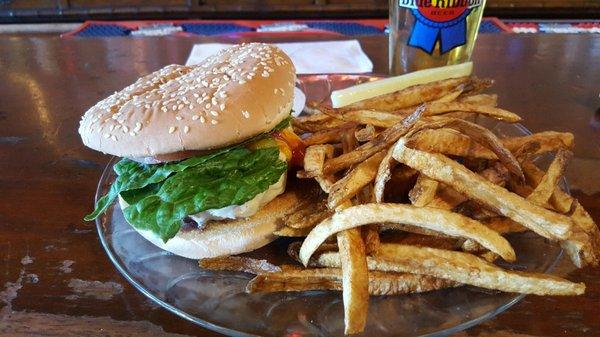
521 160 573 214
341 125 359 154
407 130 574 161
298 144 335 178
285 204 333 230
431 85 465 103
246 268 456 296
336 109 404 128
313 245 584 296
303 122 356 146
292 113 347 133
423 102 521 123
458 93 498 107
392 138 572 241
323 105 424 175
355 124 377 142
484 217 528 234
405 118 524 180
527 150 572 206
344 77 471 111
380 231 460 250
337 228 369 334
300 203 516 263
328 151 386 209
409 174 439 207
198 256 281 274
563 201 600 267
374 146 398 203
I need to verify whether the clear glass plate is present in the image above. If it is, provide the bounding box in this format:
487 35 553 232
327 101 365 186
96 75 563 337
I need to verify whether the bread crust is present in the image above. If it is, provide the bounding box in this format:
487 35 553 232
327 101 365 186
79 43 296 157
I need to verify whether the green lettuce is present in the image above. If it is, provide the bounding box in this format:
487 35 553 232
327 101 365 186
123 147 286 241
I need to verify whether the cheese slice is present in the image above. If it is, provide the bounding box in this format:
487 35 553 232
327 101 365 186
331 62 473 108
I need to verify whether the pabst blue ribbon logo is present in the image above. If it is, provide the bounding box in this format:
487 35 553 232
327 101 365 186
399 0 483 54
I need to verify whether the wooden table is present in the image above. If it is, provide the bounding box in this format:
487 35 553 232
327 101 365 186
0 34 598 336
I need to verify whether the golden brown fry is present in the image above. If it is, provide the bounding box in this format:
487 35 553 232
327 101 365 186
426 184 467 210
409 174 439 207
313 245 584 296
374 146 398 203
198 256 281 274
344 77 471 111
246 268 456 296
337 228 369 334
355 124 377 142
423 102 521 123
563 201 600 267
392 138 572 241
323 105 424 175
300 203 516 263
285 203 333 230
298 144 335 178
527 150 572 206
407 130 574 161
458 93 498 107
521 160 573 214
363 226 380 255
303 122 356 146
292 113 347 133
380 231 460 250
484 217 528 234
431 85 465 103
328 151 386 209
341 125 359 154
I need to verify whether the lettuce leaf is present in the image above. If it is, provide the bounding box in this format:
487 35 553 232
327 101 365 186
123 147 287 241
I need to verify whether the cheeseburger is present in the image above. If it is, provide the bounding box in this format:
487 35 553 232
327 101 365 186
80 43 304 259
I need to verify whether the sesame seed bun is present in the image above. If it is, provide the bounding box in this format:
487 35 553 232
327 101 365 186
79 43 296 158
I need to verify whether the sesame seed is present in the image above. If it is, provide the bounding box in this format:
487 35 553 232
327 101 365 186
200 116 206 123
178 104 184 110
109 125 115 131
211 120 218 125
193 93 199 98
169 126 176 134
210 110 219 117
129 131 136 136
176 116 182 121
262 71 270 77
111 135 117 141
205 103 211 109
192 115 199 121
104 133 110 139
189 104 194 109
172 105 177 111
219 103 225 110
239 80 246 84
122 126 129 132
184 126 190 133
274 89 278 94
242 110 250 118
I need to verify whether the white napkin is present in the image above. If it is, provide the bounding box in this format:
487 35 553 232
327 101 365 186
186 40 373 74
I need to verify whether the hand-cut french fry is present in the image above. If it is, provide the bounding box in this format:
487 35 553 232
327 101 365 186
380 231 460 250
323 105 424 175
411 118 524 179
381 223 453 238
342 77 471 111
355 124 377 142
478 162 510 187
246 268 456 296
392 138 572 241
374 146 398 203
292 113 347 133
337 228 369 334
300 203 516 263
527 150 572 206
422 102 521 123
431 84 465 103
298 144 335 178
341 125 359 154
426 184 467 210
484 217 528 234
409 174 439 207
199 256 281 274
458 93 498 107
313 245 584 296
460 77 494 96
328 151 386 209
363 226 380 255
303 122 357 146
521 160 573 214
563 201 600 267
406 130 574 161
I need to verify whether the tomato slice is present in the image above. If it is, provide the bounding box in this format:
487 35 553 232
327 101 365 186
272 127 306 167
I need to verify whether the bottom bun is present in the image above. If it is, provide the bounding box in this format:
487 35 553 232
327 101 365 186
118 186 305 259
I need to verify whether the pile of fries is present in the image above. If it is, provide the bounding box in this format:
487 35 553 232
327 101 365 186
199 76 599 334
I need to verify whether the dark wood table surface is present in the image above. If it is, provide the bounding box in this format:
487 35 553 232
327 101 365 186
0 34 598 336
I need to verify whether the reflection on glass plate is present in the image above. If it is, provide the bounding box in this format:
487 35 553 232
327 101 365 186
96 75 563 337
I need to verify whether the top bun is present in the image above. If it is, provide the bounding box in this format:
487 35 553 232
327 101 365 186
79 43 296 157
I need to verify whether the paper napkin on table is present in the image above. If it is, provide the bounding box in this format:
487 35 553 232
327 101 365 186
186 40 373 74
